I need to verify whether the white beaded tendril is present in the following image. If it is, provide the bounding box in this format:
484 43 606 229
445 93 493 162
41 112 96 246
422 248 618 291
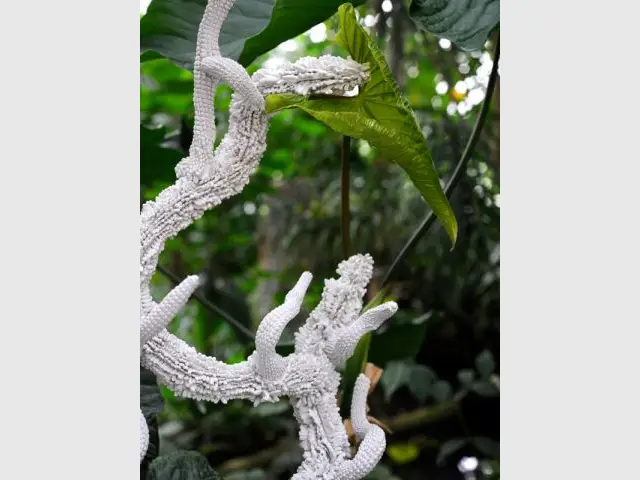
139 1 398 478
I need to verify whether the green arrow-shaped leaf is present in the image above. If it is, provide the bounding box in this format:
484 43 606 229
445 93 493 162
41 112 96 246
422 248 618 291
266 3 458 245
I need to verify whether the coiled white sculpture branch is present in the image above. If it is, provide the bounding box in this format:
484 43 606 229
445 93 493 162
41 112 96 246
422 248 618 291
140 0 397 477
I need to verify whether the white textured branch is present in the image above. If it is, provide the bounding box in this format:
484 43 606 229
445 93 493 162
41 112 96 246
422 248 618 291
252 55 370 96
331 374 386 480
140 275 200 350
142 256 397 478
143 331 265 403
188 0 236 167
255 272 313 381
139 0 387 476
294 254 374 358
350 375 373 440
328 303 398 368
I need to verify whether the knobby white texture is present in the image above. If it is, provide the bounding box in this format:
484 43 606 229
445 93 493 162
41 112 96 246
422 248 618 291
139 0 396 477
252 55 369 96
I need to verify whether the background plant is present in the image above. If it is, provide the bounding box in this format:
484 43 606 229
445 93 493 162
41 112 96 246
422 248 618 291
140 0 499 478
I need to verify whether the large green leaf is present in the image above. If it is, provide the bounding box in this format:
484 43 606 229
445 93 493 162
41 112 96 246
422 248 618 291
266 3 458 245
147 451 220 480
140 0 366 70
140 367 165 476
368 321 428 367
238 0 365 65
409 0 499 51
140 0 276 70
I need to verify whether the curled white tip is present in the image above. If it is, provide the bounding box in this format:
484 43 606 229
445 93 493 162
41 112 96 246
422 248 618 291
140 275 200 349
359 302 398 329
351 374 372 439
328 301 399 367
255 271 313 380
285 271 313 302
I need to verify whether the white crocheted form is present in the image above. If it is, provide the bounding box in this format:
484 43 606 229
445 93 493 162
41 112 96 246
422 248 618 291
140 1 397 478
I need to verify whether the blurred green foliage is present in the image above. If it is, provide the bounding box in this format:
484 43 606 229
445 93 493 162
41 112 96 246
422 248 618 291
140 0 499 478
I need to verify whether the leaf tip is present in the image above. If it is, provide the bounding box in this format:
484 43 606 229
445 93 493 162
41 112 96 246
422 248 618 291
449 231 458 251
338 2 355 15
446 220 458 250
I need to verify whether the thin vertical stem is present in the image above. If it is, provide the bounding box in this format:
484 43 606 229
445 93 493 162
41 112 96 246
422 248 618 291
380 37 500 289
341 136 352 259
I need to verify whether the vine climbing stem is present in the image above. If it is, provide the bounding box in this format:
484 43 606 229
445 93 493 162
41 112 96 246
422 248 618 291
341 135 352 259
380 36 501 289
340 38 501 415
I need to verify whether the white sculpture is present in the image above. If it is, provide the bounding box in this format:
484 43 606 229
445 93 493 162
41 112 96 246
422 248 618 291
140 0 398 477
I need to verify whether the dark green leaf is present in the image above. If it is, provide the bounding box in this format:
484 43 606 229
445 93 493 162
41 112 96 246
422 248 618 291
475 349 496 377
266 4 458 245
409 0 499 51
436 438 467 466
470 379 499 397
141 367 164 473
432 380 452 403
368 321 427 366
141 0 367 70
457 368 475 387
472 436 500 459
408 364 437 402
140 0 276 70
148 451 220 480
141 367 164 417
238 0 366 66
380 360 412 402
141 125 184 189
